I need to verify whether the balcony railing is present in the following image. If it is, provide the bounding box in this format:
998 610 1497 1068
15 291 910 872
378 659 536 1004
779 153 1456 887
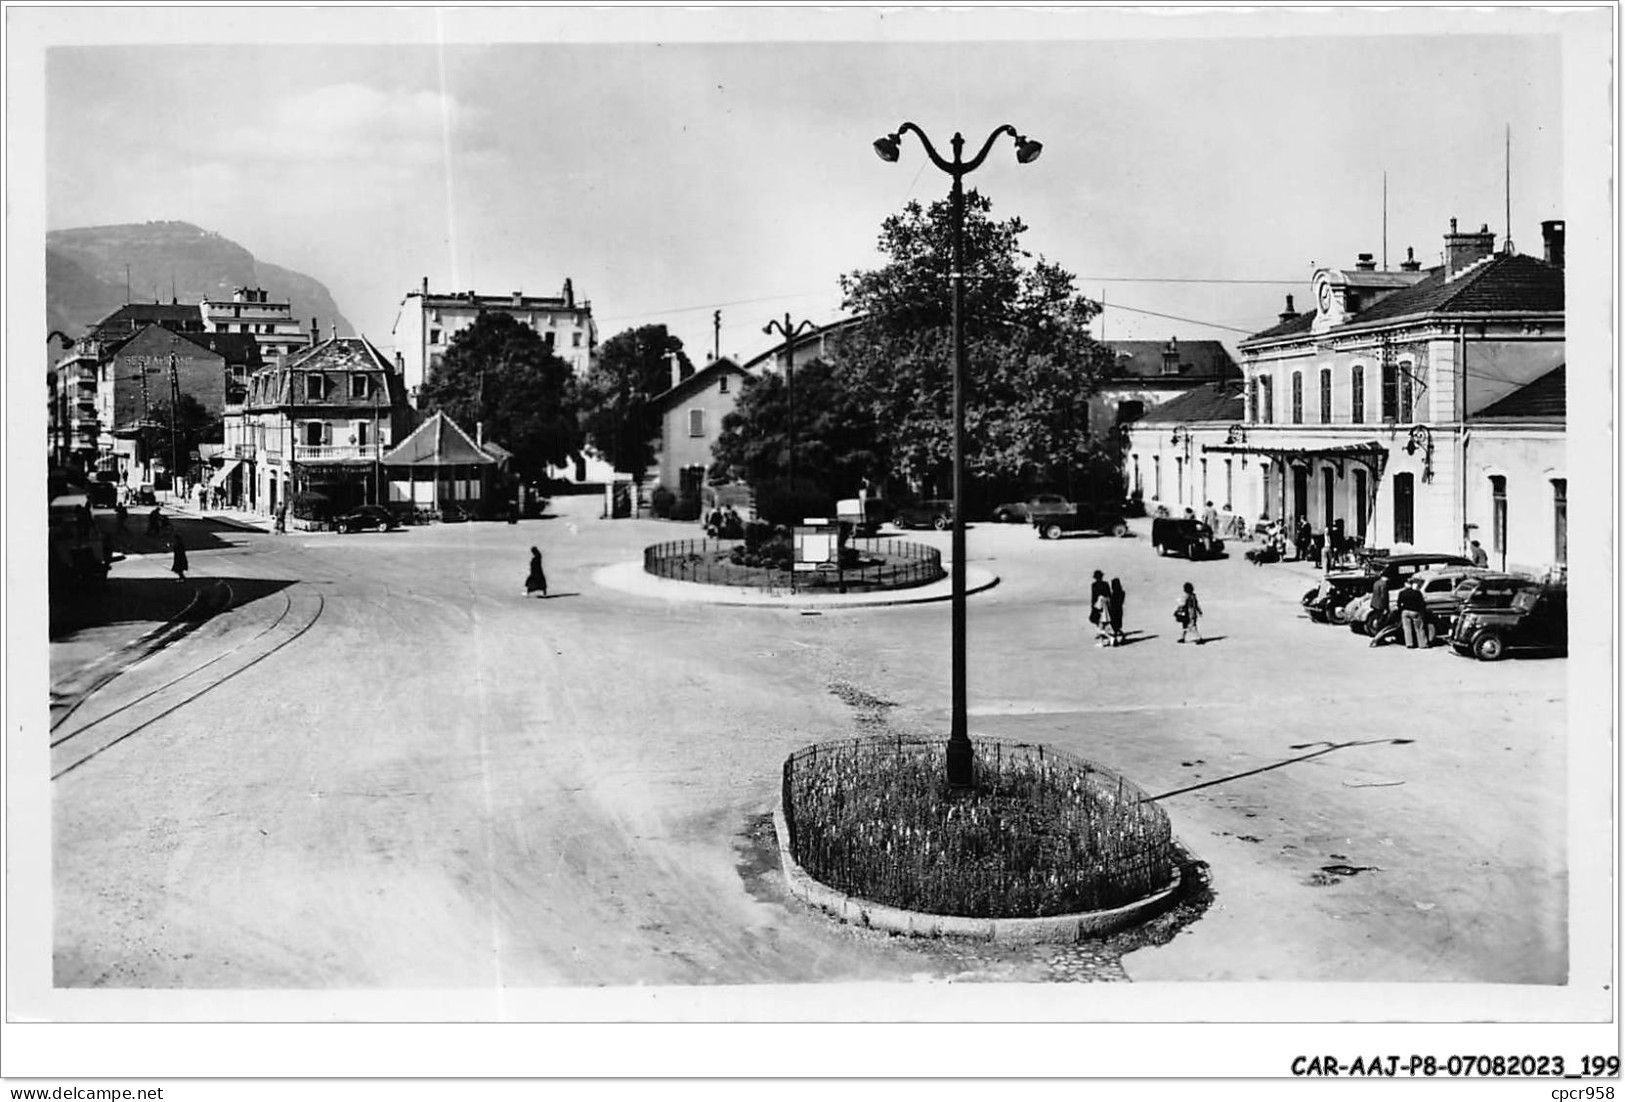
294 443 386 461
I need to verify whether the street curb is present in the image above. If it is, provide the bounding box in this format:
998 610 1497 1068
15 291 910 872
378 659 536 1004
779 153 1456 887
592 560 1000 609
771 805 1182 943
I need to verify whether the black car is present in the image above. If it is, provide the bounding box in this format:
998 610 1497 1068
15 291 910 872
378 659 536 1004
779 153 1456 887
1151 517 1224 560
893 499 955 530
1034 501 1131 540
1302 552 1474 623
1449 579 1567 661
336 505 399 533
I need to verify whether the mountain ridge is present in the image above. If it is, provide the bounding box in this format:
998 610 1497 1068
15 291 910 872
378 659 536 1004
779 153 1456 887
47 220 353 343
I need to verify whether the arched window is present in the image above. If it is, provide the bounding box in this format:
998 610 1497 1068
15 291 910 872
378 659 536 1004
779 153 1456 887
1350 365 1365 423
1259 377 1274 424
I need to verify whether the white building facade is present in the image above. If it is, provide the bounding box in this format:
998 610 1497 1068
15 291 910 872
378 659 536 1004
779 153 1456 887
200 287 312 362
1126 218 1565 576
390 278 598 405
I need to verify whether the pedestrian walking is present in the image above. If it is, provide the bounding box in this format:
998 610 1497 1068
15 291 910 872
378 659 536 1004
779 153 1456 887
1201 500 1219 532
1175 581 1204 643
169 533 189 582
1087 569 1109 640
524 546 548 598
1470 539 1489 568
1108 578 1127 645
1397 576 1429 649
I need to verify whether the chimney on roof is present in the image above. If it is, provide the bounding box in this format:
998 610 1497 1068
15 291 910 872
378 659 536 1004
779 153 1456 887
311 317 318 340
512 291 523 307
1161 337 1180 375
1541 219 1565 268
1400 246 1421 272
476 421 483 447
1355 252 1377 271
1278 294 1299 323
330 323 337 342
670 353 682 390
421 276 429 295
563 279 575 308
1444 217 1497 278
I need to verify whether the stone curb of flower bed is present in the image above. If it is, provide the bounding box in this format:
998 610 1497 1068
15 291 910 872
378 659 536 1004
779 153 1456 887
771 806 1182 943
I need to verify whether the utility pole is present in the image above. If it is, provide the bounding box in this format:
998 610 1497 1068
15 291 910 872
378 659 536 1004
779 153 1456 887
713 310 721 362
168 347 181 495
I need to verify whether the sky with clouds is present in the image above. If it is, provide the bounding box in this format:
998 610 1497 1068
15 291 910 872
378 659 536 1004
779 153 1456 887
31 6 1602 366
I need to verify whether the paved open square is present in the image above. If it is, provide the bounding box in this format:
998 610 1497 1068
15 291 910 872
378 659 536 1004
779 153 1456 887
48 495 1569 991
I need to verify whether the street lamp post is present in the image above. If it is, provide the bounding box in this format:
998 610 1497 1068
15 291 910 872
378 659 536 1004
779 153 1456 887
1171 424 1194 508
874 121 1042 788
762 314 816 488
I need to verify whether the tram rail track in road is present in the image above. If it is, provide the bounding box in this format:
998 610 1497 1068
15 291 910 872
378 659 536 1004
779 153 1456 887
51 588 326 780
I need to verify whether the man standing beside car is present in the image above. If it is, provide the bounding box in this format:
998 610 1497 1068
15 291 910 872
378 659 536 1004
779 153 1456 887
1397 577 1428 649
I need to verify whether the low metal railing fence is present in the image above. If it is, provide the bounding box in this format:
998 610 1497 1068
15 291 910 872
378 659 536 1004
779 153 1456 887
643 537 943 591
781 734 1176 918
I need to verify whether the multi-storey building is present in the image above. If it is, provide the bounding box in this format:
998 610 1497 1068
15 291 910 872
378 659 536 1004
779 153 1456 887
390 278 597 404
89 325 261 487
229 336 411 518
1125 217 1566 577
1091 338 1242 438
199 287 312 362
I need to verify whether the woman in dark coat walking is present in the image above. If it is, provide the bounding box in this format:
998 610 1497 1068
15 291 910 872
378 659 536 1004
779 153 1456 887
1108 578 1127 646
524 546 548 598
169 533 188 582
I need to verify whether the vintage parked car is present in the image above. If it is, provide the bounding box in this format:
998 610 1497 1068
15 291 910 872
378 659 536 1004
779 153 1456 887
1150 516 1223 560
992 493 1074 525
1345 566 1509 635
1449 579 1567 661
892 499 956 530
1034 501 1131 541
336 505 400 533
1302 552 1475 623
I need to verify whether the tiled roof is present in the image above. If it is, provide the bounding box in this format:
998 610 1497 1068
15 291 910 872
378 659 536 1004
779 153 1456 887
1241 253 1563 346
1101 339 1240 381
285 335 395 373
177 330 264 367
1129 380 1246 425
653 357 752 410
1342 253 1564 326
88 302 205 338
1472 365 1565 420
1243 310 1315 343
382 411 496 467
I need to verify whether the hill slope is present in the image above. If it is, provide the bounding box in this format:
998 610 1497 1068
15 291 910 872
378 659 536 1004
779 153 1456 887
47 221 352 340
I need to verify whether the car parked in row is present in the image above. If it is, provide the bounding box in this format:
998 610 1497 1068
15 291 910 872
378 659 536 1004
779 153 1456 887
1302 552 1474 623
1151 516 1223 560
1449 579 1567 661
1344 566 1509 636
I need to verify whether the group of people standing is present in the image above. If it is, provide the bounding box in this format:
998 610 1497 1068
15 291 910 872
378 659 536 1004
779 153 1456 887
1087 570 1204 647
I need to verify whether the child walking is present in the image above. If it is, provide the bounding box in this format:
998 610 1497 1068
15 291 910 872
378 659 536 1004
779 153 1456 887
1176 581 1204 644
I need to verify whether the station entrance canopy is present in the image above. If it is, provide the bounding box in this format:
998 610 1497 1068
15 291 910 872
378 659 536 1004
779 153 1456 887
1200 439 1390 544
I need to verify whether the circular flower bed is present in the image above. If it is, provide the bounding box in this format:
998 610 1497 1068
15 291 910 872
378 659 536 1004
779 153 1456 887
644 536 943 592
781 734 1175 919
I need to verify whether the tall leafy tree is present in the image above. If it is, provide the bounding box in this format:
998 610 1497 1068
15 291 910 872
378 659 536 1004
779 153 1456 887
419 312 581 477
709 357 884 497
147 393 221 476
835 191 1117 501
576 324 692 480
